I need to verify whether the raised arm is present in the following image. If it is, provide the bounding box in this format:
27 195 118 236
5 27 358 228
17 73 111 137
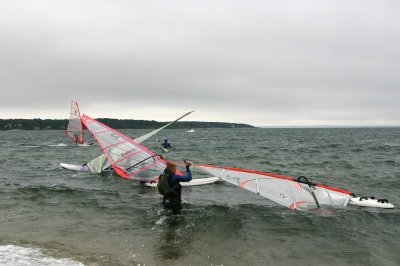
171 165 192 182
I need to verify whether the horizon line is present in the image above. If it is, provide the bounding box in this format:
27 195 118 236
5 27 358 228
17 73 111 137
260 125 400 128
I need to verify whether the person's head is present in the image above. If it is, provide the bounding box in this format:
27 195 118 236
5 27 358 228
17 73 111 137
164 139 168 143
165 162 176 174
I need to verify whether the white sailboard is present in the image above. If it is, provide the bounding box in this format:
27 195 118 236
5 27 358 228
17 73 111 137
145 176 220 187
349 196 395 209
161 147 171 153
60 163 89 172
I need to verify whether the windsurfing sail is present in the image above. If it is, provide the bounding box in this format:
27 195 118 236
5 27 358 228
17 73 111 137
85 111 194 174
195 164 352 211
65 100 84 144
82 115 166 181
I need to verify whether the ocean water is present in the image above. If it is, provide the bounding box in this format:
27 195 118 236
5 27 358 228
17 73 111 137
0 128 399 266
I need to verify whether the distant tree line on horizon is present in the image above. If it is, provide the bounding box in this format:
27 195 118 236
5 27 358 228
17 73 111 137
0 118 254 130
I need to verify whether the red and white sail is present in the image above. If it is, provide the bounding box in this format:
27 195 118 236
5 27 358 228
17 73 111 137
65 100 84 144
195 164 352 211
85 111 194 174
81 115 166 181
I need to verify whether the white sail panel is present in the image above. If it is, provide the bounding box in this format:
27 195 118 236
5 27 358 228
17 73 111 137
195 164 352 211
82 115 166 181
65 100 84 144
87 154 109 174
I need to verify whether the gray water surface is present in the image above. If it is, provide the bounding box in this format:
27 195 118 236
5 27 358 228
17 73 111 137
1 128 399 265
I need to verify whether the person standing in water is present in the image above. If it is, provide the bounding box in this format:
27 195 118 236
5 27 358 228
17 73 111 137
157 160 192 214
161 139 172 149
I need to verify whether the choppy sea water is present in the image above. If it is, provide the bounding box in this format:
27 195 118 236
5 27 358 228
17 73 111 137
0 128 399 265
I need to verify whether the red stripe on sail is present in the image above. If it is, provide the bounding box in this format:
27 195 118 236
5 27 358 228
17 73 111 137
113 166 129 179
197 164 352 195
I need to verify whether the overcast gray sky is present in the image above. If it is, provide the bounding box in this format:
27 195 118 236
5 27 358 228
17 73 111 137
1 0 399 126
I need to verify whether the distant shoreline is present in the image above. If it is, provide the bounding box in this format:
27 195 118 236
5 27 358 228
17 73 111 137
261 125 400 129
0 118 255 130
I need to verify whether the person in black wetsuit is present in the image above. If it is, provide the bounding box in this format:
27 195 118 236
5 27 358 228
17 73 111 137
161 139 172 149
157 161 192 214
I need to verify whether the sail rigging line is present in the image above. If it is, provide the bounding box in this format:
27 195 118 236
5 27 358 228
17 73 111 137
126 154 162 171
296 176 320 208
297 176 316 189
308 187 321 208
129 160 161 177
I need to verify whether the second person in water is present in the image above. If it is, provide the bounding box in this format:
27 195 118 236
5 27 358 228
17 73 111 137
161 139 172 149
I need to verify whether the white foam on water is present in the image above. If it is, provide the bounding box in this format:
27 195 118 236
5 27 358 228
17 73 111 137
152 209 167 229
47 143 68 147
155 215 167 225
0 245 84 266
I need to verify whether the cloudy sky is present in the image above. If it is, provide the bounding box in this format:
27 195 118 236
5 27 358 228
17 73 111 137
1 0 399 126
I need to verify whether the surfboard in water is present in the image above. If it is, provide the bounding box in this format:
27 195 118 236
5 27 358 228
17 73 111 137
65 100 84 144
145 177 220 187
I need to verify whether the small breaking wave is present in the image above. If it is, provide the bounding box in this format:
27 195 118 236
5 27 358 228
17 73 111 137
0 245 83 266
47 143 68 147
